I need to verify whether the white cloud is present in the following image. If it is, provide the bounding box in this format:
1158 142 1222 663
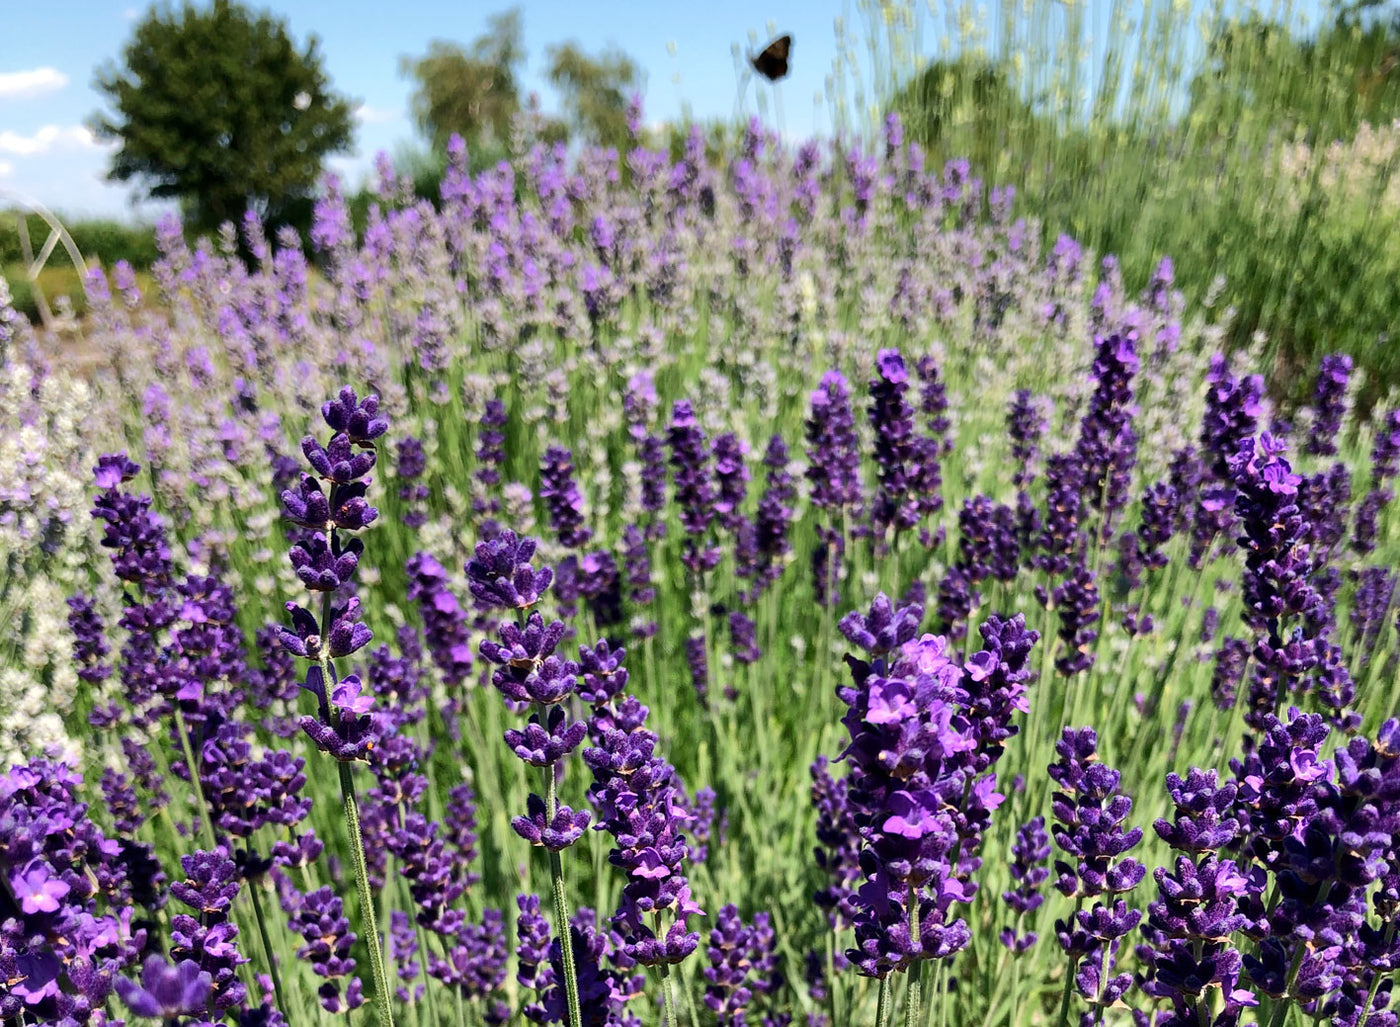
0 125 105 157
354 104 398 125
0 161 12 177
123 7 139 19
0 67 69 100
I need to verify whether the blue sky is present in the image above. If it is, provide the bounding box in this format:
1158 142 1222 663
0 0 851 219
0 0 1331 221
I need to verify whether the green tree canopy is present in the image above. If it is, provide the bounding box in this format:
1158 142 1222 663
886 55 1055 179
90 0 355 236
545 42 642 150
1187 6 1400 145
401 9 526 153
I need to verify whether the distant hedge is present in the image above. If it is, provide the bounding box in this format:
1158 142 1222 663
0 212 159 271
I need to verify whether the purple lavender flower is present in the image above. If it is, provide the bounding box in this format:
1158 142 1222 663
704 905 783 1026
745 434 795 600
728 610 762 667
837 597 1001 981
1000 817 1050 952
1352 488 1391 555
1350 567 1395 660
1305 353 1352 457
805 371 863 515
115 956 213 1020
427 910 509 1006
1229 433 1340 725
1229 709 1329 868
1035 455 1085 574
1051 563 1100 677
811 756 861 927
868 348 920 535
516 900 643 1025
578 549 622 629
280 388 386 760
686 632 708 702
466 529 554 612
1 761 148 1024
1236 716 1400 1020
477 399 508 488
1135 482 1180 571
682 785 722 865
619 524 656 637
540 445 592 550
1048 729 1145 1023
1048 728 1145 900
169 848 249 1012
1369 406 1400 483
712 433 751 533
669 401 721 575
1209 636 1250 711
1201 354 1264 481
935 566 976 641
584 694 703 966
910 354 949 524
1074 331 1140 529
1008 390 1046 491
1299 462 1352 564
389 910 423 1002
962 614 1038 767
812 528 846 610
91 456 175 592
67 594 112 687
285 885 365 1012
396 436 430 528
955 495 1019 586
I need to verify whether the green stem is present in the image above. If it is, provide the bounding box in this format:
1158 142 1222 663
413 920 441 1027
904 885 923 1027
246 877 290 1022
545 766 583 1027
1356 923 1397 1027
659 959 678 1027
877 975 895 1027
1008 954 1021 1027
1265 941 1311 1027
337 760 396 1027
682 962 702 1027
1055 956 1079 1027
174 708 217 850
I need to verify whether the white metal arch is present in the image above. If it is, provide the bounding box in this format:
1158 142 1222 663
0 189 90 331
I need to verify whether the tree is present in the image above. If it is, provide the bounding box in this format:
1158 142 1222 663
886 56 1053 176
90 0 355 236
1187 8 1400 146
401 9 526 153
545 42 642 150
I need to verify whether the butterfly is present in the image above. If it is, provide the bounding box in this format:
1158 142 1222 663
750 34 792 82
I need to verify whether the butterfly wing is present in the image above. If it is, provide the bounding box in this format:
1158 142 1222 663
751 34 792 81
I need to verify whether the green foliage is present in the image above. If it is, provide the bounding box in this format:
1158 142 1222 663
90 0 355 236
879 0 1400 402
1189 10 1400 146
660 117 751 165
889 56 1054 178
545 41 642 150
400 10 526 152
2 265 88 323
0 213 159 271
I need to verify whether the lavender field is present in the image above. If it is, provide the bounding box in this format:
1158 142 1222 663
4 112 1400 1027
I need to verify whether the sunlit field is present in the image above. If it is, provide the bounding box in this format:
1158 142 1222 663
5 51 1400 1027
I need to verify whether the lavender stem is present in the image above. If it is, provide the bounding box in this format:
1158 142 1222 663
877 975 894 1027
545 765 583 1027
337 758 395 1027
